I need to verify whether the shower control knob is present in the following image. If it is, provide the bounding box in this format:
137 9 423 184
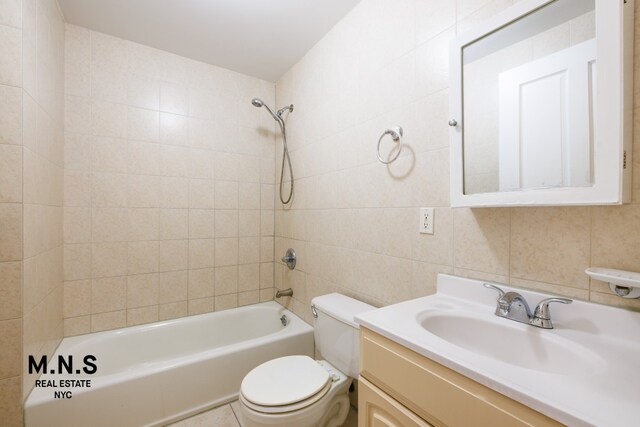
281 248 296 270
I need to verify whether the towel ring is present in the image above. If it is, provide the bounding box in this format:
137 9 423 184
377 126 403 164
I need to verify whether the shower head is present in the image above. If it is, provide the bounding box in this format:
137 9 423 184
251 98 283 124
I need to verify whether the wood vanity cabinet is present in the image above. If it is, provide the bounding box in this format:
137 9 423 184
358 328 563 427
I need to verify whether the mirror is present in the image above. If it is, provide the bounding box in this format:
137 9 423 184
462 0 595 195
449 0 632 207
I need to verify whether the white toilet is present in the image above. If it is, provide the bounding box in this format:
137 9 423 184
238 293 374 427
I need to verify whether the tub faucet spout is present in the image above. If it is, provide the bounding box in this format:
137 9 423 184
276 288 293 298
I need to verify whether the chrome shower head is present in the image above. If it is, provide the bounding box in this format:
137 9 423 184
251 98 281 123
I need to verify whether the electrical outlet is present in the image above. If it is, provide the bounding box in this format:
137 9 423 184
419 208 434 235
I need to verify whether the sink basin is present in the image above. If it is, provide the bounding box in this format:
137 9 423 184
418 312 605 376
355 274 640 427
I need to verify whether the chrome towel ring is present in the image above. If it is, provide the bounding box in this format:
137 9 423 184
376 126 403 164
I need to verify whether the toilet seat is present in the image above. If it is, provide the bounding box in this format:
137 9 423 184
241 355 331 412
240 379 332 414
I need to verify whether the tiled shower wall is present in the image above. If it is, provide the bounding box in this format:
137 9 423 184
1 0 65 423
274 0 640 324
62 25 277 336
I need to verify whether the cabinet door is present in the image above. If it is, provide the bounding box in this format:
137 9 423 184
358 377 432 427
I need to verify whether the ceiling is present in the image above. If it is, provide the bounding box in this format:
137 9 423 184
58 0 362 82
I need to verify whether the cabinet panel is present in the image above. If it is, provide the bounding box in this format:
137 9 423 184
358 377 431 427
360 328 562 427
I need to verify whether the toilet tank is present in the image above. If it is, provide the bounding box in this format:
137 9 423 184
311 293 375 378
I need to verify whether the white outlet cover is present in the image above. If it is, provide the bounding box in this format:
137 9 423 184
419 208 434 235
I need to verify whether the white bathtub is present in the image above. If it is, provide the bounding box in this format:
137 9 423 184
25 302 314 426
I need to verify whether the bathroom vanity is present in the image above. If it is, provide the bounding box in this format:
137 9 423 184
357 328 559 427
355 274 640 427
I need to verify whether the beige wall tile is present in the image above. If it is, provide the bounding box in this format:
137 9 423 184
92 207 128 242
91 276 126 313
91 241 129 278
128 175 159 208
128 208 159 241
160 113 188 146
92 172 128 207
0 262 21 320
64 243 91 280
453 208 510 277
239 290 260 307
160 208 189 240
0 376 22 426
0 203 21 261
159 270 188 303
160 177 189 208
126 273 159 308
0 0 22 28
0 25 21 86
64 315 91 336
127 305 159 326
239 210 260 237
214 181 238 209
215 238 238 267
127 241 159 275
63 280 91 318
128 107 159 142
0 319 21 378
188 268 214 299
91 136 128 173
159 301 188 320
238 263 259 292
215 294 238 311
189 209 214 239
159 239 188 272
189 239 214 269
188 297 213 315
128 140 159 175
91 310 126 332
214 210 238 238
259 288 274 302
214 266 238 296
160 81 188 115
0 84 22 145
510 277 589 300
0 145 22 203
592 205 640 272
511 207 591 288
91 101 127 138
63 207 91 243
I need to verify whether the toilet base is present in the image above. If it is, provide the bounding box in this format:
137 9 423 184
238 372 351 427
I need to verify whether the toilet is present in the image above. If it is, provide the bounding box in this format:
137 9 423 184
238 293 374 427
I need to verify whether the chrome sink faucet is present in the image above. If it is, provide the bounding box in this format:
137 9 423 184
483 284 572 329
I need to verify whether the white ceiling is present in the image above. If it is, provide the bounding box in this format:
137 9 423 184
58 0 362 82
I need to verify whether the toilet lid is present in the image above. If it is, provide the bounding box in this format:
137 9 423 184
241 356 330 406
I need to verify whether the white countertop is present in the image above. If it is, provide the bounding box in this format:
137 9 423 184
355 274 640 427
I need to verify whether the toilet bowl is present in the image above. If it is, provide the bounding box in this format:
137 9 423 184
238 294 374 427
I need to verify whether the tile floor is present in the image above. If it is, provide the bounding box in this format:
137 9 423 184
169 400 358 426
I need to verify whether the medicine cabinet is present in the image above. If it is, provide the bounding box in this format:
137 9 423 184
449 0 633 207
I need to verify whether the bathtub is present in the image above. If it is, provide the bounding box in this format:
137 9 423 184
24 301 314 426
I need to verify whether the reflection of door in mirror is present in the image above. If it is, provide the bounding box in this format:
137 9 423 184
462 0 595 195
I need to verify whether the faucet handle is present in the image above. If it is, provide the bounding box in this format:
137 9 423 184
483 283 506 299
533 297 572 320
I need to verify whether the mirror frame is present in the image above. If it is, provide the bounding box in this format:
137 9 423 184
449 0 633 207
